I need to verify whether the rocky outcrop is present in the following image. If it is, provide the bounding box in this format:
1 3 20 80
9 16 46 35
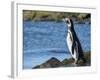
33 52 90 69
62 52 91 67
33 57 62 69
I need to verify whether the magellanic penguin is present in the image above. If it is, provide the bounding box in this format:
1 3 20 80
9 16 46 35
63 18 86 64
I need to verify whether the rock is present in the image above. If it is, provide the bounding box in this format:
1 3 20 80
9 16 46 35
62 58 74 65
33 52 91 69
62 58 74 67
33 57 62 69
32 65 40 69
62 52 91 67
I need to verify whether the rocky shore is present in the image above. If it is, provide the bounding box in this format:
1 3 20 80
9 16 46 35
32 52 91 69
23 10 90 22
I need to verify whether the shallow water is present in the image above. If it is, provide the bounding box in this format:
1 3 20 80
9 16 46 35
23 21 91 69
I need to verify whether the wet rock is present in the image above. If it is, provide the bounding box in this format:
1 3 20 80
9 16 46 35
62 58 74 65
33 57 62 69
33 52 91 69
62 52 91 67
33 65 40 69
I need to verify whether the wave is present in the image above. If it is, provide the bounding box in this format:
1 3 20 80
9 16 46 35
24 48 68 54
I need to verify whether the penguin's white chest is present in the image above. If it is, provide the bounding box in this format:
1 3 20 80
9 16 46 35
66 31 78 60
66 32 73 54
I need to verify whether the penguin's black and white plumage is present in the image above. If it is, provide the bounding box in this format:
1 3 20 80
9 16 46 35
63 18 86 64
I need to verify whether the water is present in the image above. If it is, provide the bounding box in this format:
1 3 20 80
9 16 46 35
23 21 91 69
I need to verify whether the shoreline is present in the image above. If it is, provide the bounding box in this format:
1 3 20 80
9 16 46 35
23 10 90 22
32 51 91 69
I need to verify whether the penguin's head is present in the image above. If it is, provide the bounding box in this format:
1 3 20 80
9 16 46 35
62 18 74 28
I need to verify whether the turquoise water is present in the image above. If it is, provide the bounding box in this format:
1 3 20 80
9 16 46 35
23 21 91 69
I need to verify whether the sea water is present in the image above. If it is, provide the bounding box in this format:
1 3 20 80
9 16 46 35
23 21 91 69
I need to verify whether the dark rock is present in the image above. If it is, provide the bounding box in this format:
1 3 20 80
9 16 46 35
33 52 91 69
62 58 75 67
32 65 40 69
62 58 74 65
62 52 91 67
33 57 62 69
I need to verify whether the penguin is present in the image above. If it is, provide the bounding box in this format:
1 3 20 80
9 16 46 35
63 18 86 64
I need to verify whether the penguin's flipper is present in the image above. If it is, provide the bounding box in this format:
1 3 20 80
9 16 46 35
75 41 78 54
72 41 78 55
73 41 79 64
69 31 74 54
72 41 76 54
